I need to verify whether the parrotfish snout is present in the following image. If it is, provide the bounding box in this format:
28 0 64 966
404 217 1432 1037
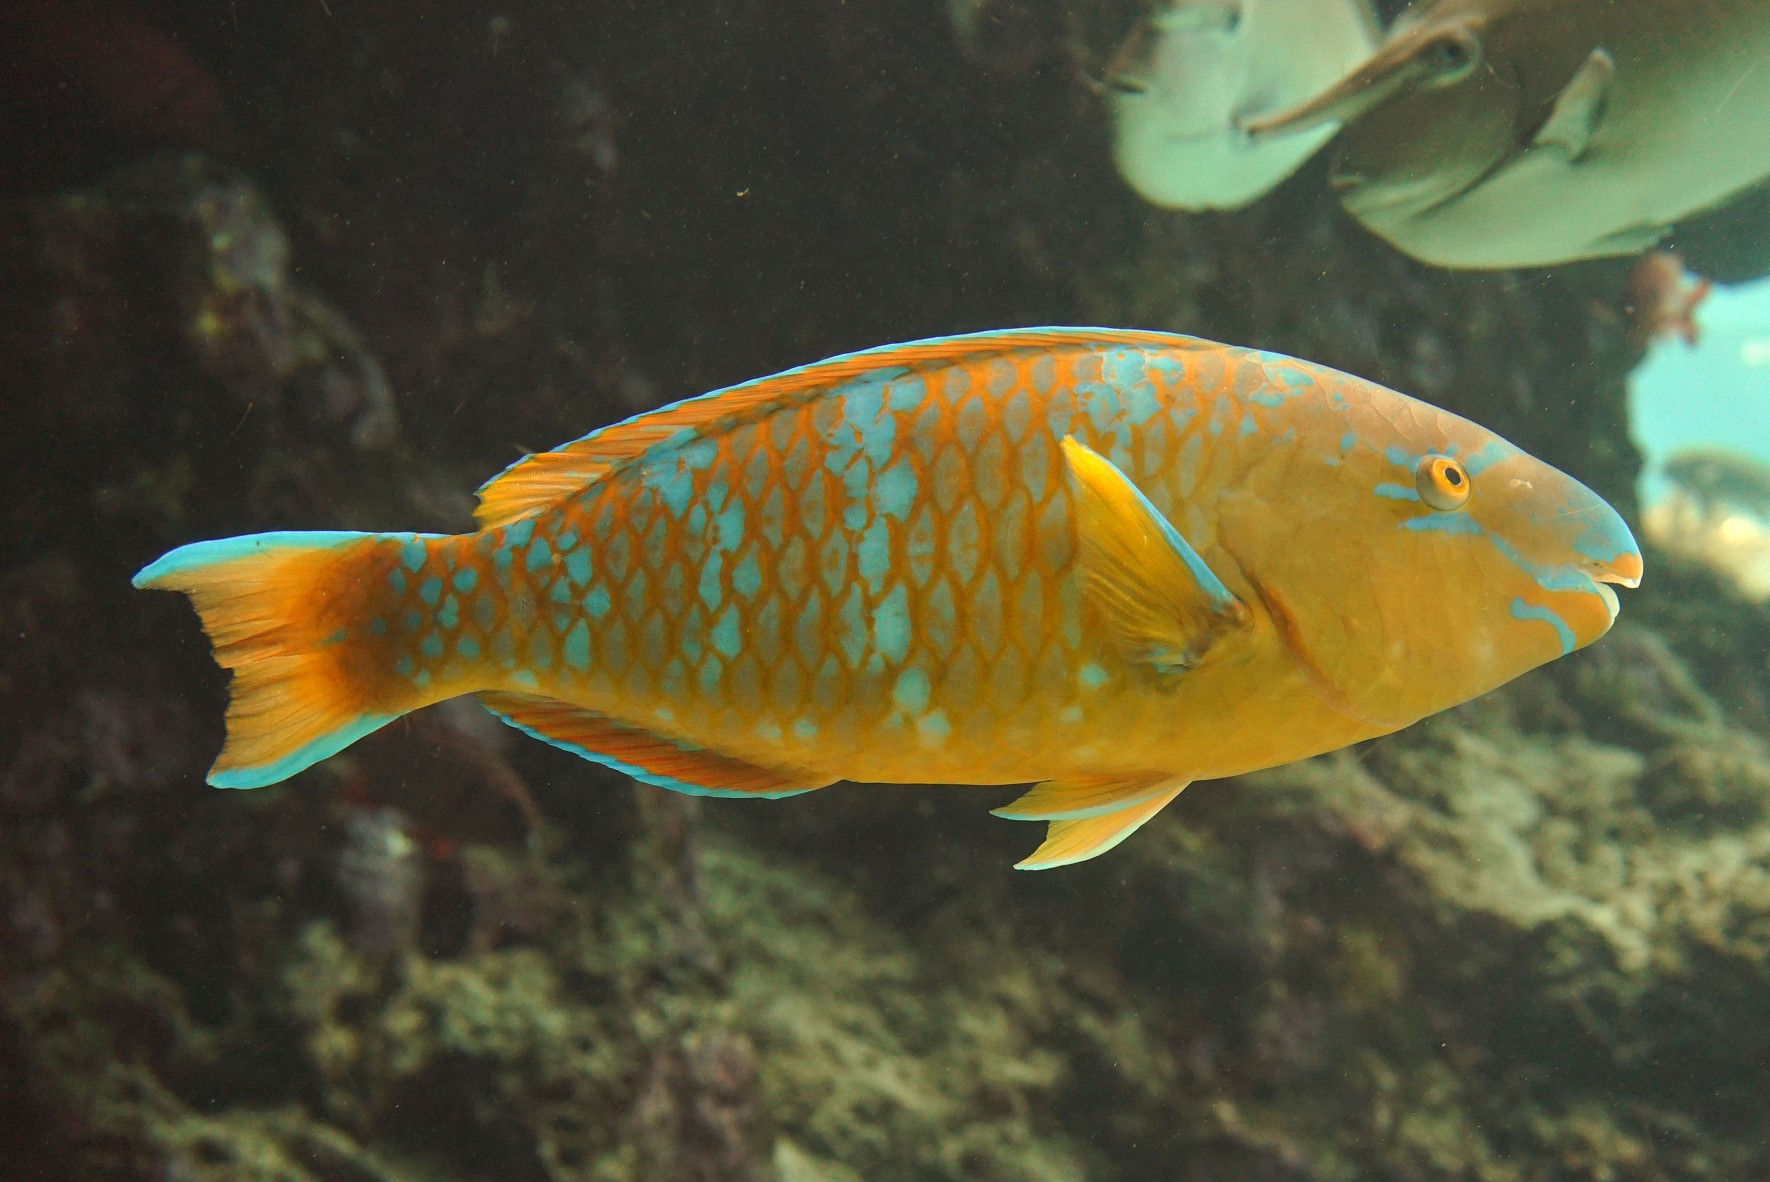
1482 454 1642 650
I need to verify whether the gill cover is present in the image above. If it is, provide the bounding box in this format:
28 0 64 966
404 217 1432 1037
1221 416 1639 732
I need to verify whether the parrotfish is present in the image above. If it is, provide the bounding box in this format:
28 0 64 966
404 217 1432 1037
1244 0 1770 268
135 328 1641 869
1107 0 1380 211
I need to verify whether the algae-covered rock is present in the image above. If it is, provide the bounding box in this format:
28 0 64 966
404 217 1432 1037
692 659 1770 1181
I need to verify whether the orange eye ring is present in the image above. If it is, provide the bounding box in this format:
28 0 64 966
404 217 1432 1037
1415 455 1471 511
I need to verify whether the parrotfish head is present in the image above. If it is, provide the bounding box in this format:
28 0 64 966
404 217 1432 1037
1221 387 1641 732
1242 3 1520 223
1109 1 1250 136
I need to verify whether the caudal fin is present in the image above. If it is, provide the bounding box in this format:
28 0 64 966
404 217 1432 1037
135 531 408 788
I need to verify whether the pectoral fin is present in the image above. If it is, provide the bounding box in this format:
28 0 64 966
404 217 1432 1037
1061 436 1250 673
1533 48 1614 161
1013 778 1189 870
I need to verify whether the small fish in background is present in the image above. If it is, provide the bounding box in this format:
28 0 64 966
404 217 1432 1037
1245 0 1770 269
1106 0 1380 211
1625 251 1714 349
1647 449 1770 602
1661 448 1770 523
136 328 1639 870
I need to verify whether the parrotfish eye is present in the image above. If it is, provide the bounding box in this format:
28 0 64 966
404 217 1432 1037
1415 455 1471 511
1421 29 1481 86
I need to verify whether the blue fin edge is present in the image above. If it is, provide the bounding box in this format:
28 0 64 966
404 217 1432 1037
1093 444 1239 613
479 700 819 800
1014 811 1164 871
209 713 401 789
1013 783 1188 870
134 531 427 587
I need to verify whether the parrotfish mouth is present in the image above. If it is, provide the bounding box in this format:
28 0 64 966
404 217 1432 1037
1591 547 1645 619
1593 581 1619 619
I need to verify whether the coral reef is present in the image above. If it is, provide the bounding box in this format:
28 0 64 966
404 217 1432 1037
4 1 1770 1180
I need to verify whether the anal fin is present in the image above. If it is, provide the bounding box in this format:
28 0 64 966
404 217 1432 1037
1012 778 1188 870
478 691 832 799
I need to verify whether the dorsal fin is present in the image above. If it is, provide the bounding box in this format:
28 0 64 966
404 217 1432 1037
473 327 1197 528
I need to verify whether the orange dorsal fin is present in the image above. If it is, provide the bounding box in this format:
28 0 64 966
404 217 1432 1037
1012 779 1189 870
477 691 833 798
473 327 1198 528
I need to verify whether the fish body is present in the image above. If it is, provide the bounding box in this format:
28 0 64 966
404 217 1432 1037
1247 0 1770 268
1109 0 1380 210
136 329 1641 868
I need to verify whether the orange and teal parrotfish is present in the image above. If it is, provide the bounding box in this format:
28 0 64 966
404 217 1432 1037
135 328 1642 869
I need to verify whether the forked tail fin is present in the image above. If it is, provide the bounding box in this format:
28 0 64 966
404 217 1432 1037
134 530 419 788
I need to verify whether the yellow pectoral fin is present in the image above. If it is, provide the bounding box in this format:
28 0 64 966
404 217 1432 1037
991 772 1177 821
1013 779 1189 870
1061 436 1250 674
478 691 833 799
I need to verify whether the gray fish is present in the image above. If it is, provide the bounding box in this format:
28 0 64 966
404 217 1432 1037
1245 0 1770 268
1108 0 1380 211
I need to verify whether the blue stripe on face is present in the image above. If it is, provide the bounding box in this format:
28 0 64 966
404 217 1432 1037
1510 598 1575 656
1404 513 1483 535
1488 536 1613 602
1461 440 1514 476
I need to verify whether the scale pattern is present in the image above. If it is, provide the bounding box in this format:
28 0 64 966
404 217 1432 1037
357 335 1306 780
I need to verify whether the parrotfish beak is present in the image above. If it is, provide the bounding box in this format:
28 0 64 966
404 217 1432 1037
1539 510 1643 652
1240 35 1428 140
1591 546 1643 619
